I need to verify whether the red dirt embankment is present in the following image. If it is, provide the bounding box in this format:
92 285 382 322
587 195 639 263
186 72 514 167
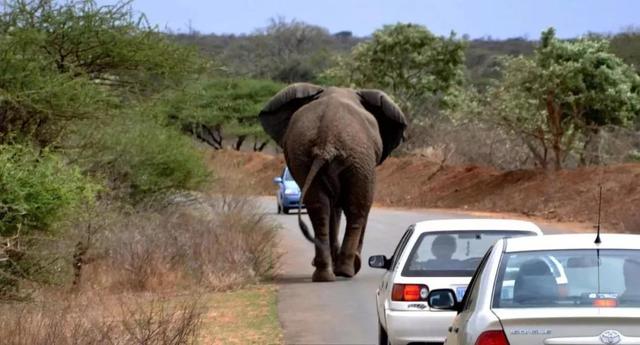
210 150 640 232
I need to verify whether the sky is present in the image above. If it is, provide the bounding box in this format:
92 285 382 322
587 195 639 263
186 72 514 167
102 0 640 39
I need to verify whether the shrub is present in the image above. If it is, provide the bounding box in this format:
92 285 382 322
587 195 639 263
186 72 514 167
0 144 99 296
77 113 210 201
0 144 98 237
88 196 280 292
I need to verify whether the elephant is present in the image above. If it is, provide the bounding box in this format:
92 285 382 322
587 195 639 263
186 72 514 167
259 83 407 282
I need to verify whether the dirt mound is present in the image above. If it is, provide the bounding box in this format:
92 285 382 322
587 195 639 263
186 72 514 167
376 156 640 232
208 150 284 195
210 150 640 232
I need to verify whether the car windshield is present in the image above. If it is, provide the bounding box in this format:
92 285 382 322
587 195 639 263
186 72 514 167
494 249 640 308
283 169 294 181
402 231 534 277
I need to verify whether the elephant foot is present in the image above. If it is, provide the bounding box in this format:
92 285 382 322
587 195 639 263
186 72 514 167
312 268 336 282
334 253 361 278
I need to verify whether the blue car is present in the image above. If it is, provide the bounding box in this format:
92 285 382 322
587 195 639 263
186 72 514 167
273 167 304 214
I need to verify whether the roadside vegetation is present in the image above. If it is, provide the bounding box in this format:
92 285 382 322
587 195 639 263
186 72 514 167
0 0 281 343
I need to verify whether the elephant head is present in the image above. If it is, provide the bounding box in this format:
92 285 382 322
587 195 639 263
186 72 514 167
259 83 407 164
258 83 407 282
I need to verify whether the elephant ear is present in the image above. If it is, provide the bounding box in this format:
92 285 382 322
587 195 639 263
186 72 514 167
358 89 408 164
259 83 324 146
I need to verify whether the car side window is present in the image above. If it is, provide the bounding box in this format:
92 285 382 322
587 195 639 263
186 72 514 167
390 226 414 271
460 246 493 311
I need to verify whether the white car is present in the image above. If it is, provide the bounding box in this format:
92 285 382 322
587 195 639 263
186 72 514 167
369 219 543 345
427 233 640 345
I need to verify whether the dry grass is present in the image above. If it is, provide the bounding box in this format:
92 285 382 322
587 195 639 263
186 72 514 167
81 196 281 293
0 293 202 345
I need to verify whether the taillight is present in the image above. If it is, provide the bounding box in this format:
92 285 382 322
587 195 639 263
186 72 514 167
475 330 510 345
593 298 618 308
391 284 429 301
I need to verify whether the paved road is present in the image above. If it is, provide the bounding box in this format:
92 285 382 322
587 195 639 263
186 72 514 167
256 197 577 345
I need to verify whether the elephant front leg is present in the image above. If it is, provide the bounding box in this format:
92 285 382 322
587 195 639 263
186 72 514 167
306 201 336 282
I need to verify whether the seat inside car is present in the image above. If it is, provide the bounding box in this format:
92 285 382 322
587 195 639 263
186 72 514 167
513 259 558 305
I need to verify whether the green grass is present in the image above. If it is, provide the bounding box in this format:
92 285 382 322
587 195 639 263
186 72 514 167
198 285 282 345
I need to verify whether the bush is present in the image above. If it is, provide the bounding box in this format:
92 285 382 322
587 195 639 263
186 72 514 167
87 196 280 292
0 144 98 296
0 144 98 236
77 113 210 201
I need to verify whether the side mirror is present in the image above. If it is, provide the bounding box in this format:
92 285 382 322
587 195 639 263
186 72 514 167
368 255 391 270
427 289 461 312
273 177 283 184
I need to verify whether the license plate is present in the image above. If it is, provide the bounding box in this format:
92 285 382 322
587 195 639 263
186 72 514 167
455 286 467 301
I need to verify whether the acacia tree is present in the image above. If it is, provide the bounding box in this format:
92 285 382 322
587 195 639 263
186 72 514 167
470 28 640 170
168 78 283 151
321 23 466 121
0 0 204 145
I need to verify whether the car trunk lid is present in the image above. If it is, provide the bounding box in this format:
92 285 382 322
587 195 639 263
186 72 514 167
493 308 640 345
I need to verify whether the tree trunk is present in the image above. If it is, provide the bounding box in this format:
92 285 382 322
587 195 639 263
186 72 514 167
255 140 269 152
234 135 246 151
546 92 564 170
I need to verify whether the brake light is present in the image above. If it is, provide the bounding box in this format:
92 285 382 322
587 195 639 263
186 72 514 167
593 298 618 308
391 284 429 301
475 330 510 345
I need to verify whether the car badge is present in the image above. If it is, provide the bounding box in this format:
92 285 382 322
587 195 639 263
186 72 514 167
599 330 622 345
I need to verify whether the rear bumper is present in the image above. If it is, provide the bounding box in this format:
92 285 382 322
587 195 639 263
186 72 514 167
282 195 303 208
385 309 455 345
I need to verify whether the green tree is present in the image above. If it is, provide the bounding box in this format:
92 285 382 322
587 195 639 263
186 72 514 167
468 28 640 170
167 78 284 151
0 0 205 145
321 23 466 121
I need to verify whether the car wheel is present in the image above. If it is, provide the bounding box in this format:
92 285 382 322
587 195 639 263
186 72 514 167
283 207 290 214
277 203 282 214
378 322 390 345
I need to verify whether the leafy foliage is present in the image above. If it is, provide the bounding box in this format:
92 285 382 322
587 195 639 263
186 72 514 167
0 144 99 296
167 78 284 150
320 23 466 120
465 28 640 169
0 145 98 236
73 112 210 201
0 0 213 295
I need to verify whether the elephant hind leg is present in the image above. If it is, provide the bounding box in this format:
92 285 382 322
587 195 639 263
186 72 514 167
305 187 336 282
329 206 342 270
333 164 374 278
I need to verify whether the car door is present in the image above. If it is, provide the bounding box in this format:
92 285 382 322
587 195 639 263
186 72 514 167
377 226 414 327
446 246 494 345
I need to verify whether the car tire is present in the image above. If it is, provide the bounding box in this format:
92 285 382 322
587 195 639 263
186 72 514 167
378 322 390 345
283 207 290 214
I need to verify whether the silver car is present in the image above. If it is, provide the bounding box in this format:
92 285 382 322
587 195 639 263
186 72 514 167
369 219 543 345
428 233 640 345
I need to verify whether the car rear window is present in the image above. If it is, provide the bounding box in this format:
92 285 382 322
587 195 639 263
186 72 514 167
402 230 534 277
494 249 640 308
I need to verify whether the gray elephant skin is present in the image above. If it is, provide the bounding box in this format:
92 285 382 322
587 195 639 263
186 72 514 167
259 83 407 282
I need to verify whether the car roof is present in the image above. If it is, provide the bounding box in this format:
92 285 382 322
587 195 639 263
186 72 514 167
504 233 640 252
413 218 543 234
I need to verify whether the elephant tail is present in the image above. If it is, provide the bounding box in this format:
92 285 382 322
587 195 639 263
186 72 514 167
298 157 327 248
